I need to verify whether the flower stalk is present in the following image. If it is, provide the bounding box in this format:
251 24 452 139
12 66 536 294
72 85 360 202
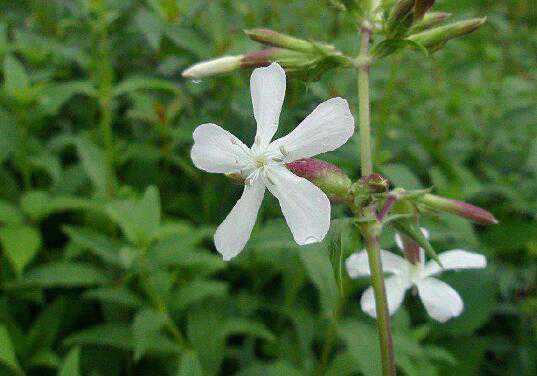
356 20 397 376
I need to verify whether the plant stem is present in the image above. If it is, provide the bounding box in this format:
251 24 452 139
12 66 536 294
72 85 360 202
357 21 396 376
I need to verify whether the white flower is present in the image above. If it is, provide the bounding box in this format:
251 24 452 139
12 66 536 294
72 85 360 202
345 229 487 322
191 63 355 261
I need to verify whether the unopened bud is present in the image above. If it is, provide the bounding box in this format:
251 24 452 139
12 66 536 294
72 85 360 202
419 193 498 225
182 55 243 79
386 0 415 37
358 173 390 193
410 12 451 33
413 0 435 20
245 29 315 54
286 158 352 203
407 17 486 52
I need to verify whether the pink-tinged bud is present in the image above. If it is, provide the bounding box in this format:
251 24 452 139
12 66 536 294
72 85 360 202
182 56 243 79
410 12 451 33
358 173 390 193
240 48 302 68
419 193 498 225
414 0 435 20
244 29 315 53
400 233 422 264
407 17 486 51
286 158 352 203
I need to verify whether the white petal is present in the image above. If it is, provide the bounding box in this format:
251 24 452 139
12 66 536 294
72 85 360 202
250 63 286 148
264 164 330 245
424 250 487 277
346 250 408 278
270 97 354 162
214 178 265 260
416 277 463 322
191 123 251 173
360 276 410 318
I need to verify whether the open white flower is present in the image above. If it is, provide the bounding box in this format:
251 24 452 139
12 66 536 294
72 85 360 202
345 229 487 322
191 63 355 261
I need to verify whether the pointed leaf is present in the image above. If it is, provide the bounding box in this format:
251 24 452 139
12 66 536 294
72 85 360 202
0 325 23 375
58 347 81 376
0 225 41 275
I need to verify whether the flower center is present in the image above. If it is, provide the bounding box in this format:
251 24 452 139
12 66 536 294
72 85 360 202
254 155 269 169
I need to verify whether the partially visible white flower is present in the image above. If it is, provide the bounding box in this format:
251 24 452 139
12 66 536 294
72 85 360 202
346 229 487 322
191 63 355 261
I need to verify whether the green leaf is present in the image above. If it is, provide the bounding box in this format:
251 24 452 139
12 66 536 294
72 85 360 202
0 325 23 375
83 287 143 308
298 243 339 317
0 108 18 164
17 262 110 288
27 348 61 369
177 351 203 376
38 81 96 115
113 76 180 97
64 226 123 267
3 54 29 94
170 280 228 312
20 191 96 221
0 225 42 275
27 297 66 352
132 308 169 361
58 347 81 376
134 8 164 50
64 324 132 350
0 199 23 225
76 138 116 196
338 320 382 376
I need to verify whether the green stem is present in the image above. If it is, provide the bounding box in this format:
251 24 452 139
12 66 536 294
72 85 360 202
357 21 396 376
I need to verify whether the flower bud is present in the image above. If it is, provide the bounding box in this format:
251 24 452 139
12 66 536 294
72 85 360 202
413 0 435 20
410 12 451 33
244 29 315 54
386 0 415 37
182 55 243 79
407 17 486 52
358 173 390 193
286 158 352 203
418 194 498 225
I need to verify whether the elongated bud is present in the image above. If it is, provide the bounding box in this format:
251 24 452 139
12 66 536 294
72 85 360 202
182 56 243 79
414 0 435 20
407 17 486 51
410 12 451 33
245 29 315 53
358 173 390 193
418 193 498 225
287 158 352 203
386 0 415 37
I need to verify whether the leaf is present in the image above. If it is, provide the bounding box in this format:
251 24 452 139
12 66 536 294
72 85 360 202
177 351 203 376
105 186 161 246
0 324 23 375
58 347 81 376
64 226 123 267
27 297 66 352
0 199 23 225
238 361 303 376
27 348 61 369
83 287 143 308
76 137 116 196
38 81 96 115
134 8 164 50
337 320 382 376
17 262 110 288
0 225 42 275
170 280 228 312
113 76 180 97
20 191 97 221
298 243 339 317
64 324 132 350
0 108 18 164
132 308 169 361
3 54 29 94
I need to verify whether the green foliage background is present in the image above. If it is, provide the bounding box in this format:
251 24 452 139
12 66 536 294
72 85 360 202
0 0 535 375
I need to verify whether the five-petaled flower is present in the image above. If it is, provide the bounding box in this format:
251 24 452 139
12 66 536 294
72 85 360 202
191 63 355 261
346 229 487 322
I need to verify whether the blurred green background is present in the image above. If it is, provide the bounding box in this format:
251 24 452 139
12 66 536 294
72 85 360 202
0 0 535 375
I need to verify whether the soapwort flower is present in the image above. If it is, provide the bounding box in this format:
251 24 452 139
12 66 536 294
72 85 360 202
191 63 355 260
346 229 487 322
